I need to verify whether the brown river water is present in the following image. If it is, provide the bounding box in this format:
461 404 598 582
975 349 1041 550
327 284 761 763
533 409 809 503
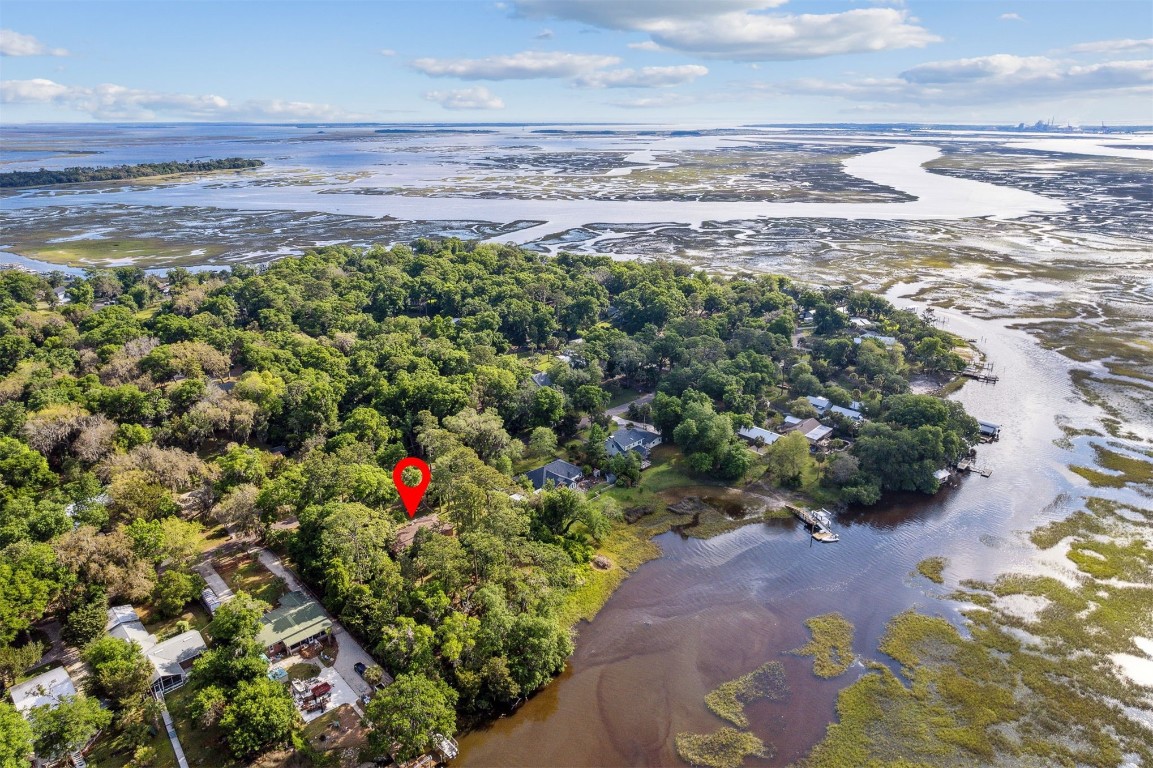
458 298 1109 767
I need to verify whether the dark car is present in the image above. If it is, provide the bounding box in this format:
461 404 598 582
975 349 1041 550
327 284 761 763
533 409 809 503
354 662 367 677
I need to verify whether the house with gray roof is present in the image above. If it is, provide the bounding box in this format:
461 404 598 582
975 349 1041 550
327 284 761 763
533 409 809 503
737 426 782 451
828 405 864 422
525 459 583 491
530 371 553 387
605 427 662 458
9 667 78 718
854 332 899 347
806 396 831 414
782 417 834 447
148 630 207 694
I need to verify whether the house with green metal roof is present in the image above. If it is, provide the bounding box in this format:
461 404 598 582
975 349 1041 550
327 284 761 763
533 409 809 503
256 591 332 654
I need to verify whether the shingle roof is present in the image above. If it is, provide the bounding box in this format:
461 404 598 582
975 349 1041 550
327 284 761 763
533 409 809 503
605 428 661 456
525 459 583 490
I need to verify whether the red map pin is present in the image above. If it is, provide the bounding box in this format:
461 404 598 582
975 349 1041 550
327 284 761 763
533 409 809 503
393 457 431 518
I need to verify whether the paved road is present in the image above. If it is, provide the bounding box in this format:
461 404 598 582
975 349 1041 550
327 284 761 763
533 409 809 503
606 393 658 432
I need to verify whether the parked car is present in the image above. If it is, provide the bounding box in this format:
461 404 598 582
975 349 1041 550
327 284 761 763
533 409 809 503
353 661 367 677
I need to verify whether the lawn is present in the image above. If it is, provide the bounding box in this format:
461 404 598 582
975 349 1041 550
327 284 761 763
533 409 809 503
214 551 288 606
138 603 213 639
163 684 244 768
86 723 179 768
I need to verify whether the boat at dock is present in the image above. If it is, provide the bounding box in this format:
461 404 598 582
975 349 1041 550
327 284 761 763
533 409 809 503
787 506 841 543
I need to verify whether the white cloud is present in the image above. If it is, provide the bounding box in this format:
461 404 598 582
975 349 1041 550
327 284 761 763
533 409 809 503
514 1 938 61
411 50 619 79
999 13 1023 22
515 1 786 29
607 92 697 109
0 78 355 121
535 28 554 39
627 41 662 52
574 64 708 88
763 54 1153 105
1066 38 1153 54
424 86 505 110
380 48 397 56
0 29 68 57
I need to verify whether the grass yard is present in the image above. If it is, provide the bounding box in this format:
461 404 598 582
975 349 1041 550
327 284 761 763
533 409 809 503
163 685 244 768
86 723 179 768
214 551 288 606
138 602 213 639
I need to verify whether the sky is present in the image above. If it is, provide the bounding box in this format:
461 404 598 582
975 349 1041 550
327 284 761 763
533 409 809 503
1 0 1151 125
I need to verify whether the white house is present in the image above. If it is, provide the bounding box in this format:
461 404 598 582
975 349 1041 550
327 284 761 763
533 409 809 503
9 667 78 718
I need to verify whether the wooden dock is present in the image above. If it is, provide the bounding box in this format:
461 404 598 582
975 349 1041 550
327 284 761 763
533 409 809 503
956 459 993 477
787 506 840 543
962 365 999 383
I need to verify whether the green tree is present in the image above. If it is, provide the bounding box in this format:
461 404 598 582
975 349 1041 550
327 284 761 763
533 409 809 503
206 592 268 646
27 695 112 762
0 700 32 768
527 427 558 458
62 592 108 647
531 387 565 428
153 570 203 618
219 677 299 758
0 542 62 645
83 636 152 707
0 640 45 689
366 673 458 763
765 431 811 487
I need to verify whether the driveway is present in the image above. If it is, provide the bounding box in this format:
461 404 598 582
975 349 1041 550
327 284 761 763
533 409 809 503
302 666 358 723
254 548 391 703
607 393 658 432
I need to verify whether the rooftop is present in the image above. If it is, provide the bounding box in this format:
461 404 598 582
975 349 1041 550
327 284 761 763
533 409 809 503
256 592 332 650
9 667 77 717
147 630 206 682
737 425 782 445
525 459 583 491
605 427 661 456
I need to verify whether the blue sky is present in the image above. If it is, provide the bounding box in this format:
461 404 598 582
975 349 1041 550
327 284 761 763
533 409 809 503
2 0 1151 124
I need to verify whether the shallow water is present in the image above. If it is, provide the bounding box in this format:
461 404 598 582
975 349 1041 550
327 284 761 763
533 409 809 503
457 299 1111 767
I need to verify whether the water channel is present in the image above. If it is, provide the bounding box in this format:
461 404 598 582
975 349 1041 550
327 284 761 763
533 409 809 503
457 291 1101 767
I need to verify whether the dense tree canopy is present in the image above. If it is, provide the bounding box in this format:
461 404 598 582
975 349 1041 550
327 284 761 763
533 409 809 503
0 239 978 760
